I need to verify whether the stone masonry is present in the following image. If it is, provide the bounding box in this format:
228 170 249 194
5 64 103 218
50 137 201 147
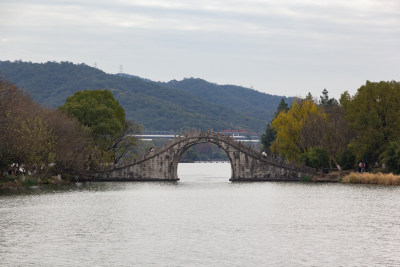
95 130 318 181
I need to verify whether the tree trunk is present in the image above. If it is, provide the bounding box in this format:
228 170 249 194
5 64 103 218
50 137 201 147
331 154 342 170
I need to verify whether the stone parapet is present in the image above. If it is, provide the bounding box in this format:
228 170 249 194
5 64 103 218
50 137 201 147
96 130 319 181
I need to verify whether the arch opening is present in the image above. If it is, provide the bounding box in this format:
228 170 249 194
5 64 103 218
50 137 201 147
174 142 233 181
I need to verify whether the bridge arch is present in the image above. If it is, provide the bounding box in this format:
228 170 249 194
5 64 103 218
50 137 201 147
96 130 317 181
169 138 235 180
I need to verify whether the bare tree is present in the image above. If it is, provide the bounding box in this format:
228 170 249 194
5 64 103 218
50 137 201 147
107 121 142 166
321 105 353 170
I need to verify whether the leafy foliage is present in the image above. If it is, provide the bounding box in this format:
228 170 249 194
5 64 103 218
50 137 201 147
380 142 400 174
337 147 356 170
341 81 400 162
271 99 326 161
270 89 352 170
59 90 126 150
274 99 290 117
317 104 352 170
59 89 140 165
15 117 55 176
319 88 338 106
261 99 289 154
299 147 330 169
261 123 276 154
0 79 95 179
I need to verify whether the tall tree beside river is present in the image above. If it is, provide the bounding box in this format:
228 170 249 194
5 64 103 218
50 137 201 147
0 80 28 173
0 79 94 179
270 81 400 171
59 89 140 165
270 90 351 170
340 81 400 163
271 98 326 161
261 98 289 154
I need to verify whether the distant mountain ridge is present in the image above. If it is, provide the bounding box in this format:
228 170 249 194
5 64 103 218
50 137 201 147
160 78 292 123
0 60 292 134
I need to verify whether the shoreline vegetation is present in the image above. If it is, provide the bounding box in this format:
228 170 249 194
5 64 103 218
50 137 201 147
3 170 400 190
310 171 400 185
259 80 400 186
341 172 400 185
0 79 141 190
0 173 73 190
2 63 400 188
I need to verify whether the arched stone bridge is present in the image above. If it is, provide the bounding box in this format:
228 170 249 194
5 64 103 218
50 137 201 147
96 130 318 181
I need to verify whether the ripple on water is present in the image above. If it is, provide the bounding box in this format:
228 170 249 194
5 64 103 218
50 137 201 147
1 163 400 266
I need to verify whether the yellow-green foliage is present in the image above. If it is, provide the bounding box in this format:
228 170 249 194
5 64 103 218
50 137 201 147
341 172 400 185
271 99 326 161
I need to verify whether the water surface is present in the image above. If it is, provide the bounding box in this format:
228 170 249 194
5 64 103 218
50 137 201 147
1 163 399 266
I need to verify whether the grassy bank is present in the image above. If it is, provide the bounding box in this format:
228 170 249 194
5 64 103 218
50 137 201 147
341 172 400 185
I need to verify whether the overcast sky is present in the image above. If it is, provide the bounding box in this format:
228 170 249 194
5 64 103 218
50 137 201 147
1 0 399 99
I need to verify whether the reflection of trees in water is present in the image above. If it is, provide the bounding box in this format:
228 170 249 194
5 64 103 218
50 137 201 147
180 143 229 162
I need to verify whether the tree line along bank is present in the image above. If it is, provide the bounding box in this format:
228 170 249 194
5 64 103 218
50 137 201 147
2 79 400 188
262 81 400 175
0 79 140 187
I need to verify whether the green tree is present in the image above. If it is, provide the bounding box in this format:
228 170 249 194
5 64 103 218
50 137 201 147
337 147 356 170
380 142 400 174
300 147 330 169
261 123 276 154
341 81 400 162
59 90 125 148
59 89 139 164
261 99 289 153
319 89 338 106
274 98 289 117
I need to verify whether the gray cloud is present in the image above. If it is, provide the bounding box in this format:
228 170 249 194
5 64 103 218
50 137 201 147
1 0 399 98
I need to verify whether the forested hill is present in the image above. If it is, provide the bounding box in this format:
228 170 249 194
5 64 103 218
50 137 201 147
0 60 290 134
161 78 292 123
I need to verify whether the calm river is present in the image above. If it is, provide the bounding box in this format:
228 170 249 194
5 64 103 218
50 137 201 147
1 163 400 266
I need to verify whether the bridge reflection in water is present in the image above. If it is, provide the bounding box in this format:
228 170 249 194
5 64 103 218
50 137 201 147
96 130 316 181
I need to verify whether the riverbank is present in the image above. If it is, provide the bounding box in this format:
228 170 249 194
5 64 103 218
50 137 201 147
341 172 400 185
2 171 400 189
0 175 68 189
310 171 400 185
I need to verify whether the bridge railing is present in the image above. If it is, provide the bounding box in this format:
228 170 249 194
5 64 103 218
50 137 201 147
209 132 317 173
125 131 317 174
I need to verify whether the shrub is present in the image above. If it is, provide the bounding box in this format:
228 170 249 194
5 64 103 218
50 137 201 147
380 142 400 174
338 147 356 170
301 175 312 182
300 147 330 169
22 178 39 187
